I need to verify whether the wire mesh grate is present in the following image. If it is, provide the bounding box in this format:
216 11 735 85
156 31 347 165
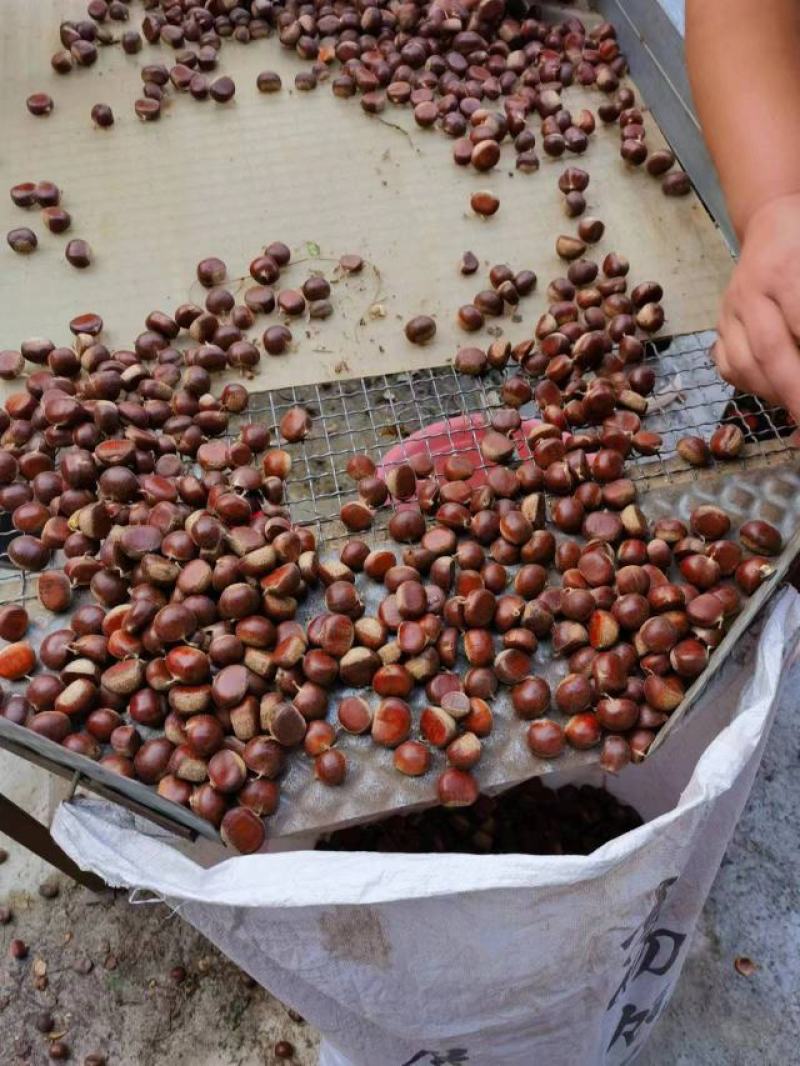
0 329 794 589
239 329 797 549
0 328 797 838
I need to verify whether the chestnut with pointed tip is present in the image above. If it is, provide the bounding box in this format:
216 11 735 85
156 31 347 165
221 807 265 854
436 767 479 807
314 749 347 785
394 740 431 776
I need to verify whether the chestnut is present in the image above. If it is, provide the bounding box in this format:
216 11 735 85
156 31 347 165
643 673 684 712
687 592 725 628
630 729 656 762
311 749 345 786
133 738 174 784
679 554 721 590
208 749 247 793
511 676 550 719
690 505 731 541
264 699 307 748
393 740 431 777
739 520 782 556
238 779 279 818
595 697 639 732
0 605 29 641
592 650 627 694
304 721 336 757
709 425 744 460
220 807 265 853
464 698 493 737
564 713 602 749
638 615 679 653
676 436 711 467
599 735 632 773
420 705 458 748
446 732 481 770
30 711 71 742
555 673 592 714
190 783 227 827
670 638 709 678
588 609 620 649
436 768 479 807
243 736 286 778
212 664 249 710
735 556 774 595
185 715 225 758
526 719 565 759
706 540 743 577
371 697 411 747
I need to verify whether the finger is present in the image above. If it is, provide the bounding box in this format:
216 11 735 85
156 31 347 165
764 276 800 342
740 295 800 420
716 311 778 401
712 336 735 385
723 315 781 403
713 307 735 380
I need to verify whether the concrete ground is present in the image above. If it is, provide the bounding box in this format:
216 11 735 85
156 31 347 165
1 670 797 1065
638 660 800 1066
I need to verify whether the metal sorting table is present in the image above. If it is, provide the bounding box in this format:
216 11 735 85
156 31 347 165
0 3 796 844
0 330 798 841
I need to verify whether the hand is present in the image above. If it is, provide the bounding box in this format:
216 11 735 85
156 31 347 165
713 192 800 424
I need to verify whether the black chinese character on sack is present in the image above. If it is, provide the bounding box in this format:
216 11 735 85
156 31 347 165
613 988 671 1063
401 1048 470 1065
607 878 681 1010
607 878 686 1054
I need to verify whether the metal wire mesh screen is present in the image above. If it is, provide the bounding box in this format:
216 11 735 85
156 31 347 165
0 327 797 838
240 329 797 549
0 328 795 606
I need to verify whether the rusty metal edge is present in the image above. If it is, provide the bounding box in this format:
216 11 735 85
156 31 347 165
0 718 217 842
648 523 800 754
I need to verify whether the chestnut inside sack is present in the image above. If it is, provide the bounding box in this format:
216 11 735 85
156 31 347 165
53 589 800 1066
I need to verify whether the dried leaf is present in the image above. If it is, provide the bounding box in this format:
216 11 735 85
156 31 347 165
734 955 758 977
368 303 386 319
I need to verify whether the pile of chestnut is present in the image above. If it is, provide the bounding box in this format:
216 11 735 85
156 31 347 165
50 1 692 197
0 234 784 854
319 777 643 856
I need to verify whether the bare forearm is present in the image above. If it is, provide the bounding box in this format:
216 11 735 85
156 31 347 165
686 0 800 237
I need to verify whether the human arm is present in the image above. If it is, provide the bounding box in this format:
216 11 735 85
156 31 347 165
686 0 800 419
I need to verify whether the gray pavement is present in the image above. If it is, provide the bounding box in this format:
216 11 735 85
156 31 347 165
640 662 800 1065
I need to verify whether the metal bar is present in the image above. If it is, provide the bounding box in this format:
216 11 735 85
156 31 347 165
0 719 217 842
0 791 106 892
649 527 800 753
